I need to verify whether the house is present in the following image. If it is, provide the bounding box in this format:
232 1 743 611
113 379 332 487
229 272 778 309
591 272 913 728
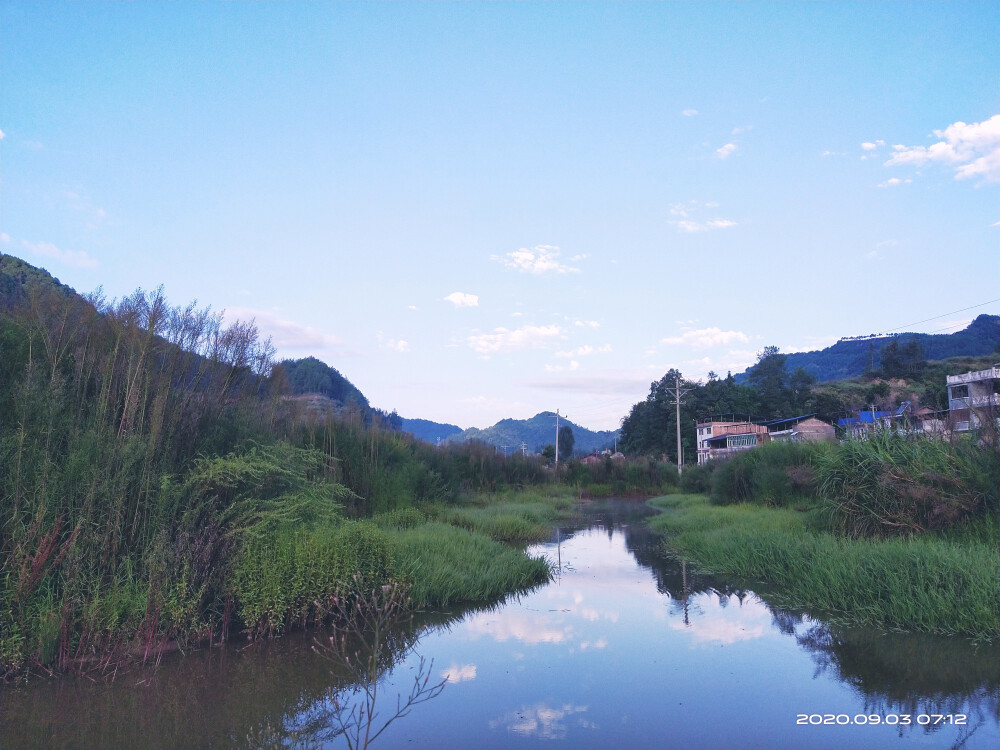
763 414 836 442
695 415 769 464
913 405 948 435
837 402 914 438
947 364 1000 433
701 429 765 462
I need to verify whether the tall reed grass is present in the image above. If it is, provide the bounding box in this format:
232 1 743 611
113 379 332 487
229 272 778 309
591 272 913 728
815 430 1000 537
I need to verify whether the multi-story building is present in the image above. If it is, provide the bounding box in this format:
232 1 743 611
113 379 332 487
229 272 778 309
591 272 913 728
947 364 1000 432
695 416 769 465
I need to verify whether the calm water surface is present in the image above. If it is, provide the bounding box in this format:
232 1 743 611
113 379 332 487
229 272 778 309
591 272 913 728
3 500 997 749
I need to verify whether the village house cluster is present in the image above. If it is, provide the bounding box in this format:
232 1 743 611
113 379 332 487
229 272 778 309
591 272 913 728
695 365 1000 465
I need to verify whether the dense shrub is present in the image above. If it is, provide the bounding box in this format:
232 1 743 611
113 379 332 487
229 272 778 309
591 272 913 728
679 462 715 493
709 440 824 507
565 456 677 496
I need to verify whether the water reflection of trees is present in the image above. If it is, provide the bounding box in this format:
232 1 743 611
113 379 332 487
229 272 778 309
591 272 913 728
597 499 1000 747
0 596 512 750
794 625 1000 746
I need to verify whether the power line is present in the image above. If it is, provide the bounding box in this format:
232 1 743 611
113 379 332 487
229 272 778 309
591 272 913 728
883 298 999 335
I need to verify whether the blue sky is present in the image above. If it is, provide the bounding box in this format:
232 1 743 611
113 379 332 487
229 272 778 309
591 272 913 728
3 2 997 431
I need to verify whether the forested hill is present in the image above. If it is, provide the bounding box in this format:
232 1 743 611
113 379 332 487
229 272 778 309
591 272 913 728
737 314 999 383
1 253 78 305
448 412 618 456
278 356 370 410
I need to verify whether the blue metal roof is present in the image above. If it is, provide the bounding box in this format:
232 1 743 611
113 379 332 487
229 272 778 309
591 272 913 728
838 403 910 427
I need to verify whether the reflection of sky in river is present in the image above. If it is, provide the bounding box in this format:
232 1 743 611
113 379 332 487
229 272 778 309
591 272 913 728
370 526 998 750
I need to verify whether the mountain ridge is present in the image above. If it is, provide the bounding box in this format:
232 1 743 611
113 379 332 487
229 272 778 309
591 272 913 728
436 411 619 456
735 314 999 383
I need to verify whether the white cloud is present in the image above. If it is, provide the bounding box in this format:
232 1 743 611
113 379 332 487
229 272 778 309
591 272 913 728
885 115 1000 183
21 239 99 269
673 218 737 233
492 245 580 275
223 307 343 352
681 109 698 117
0 232 10 244
0 129 4 140
661 327 749 349
669 202 735 233
878 177 911 188
444 292 479 308
554 344 612 358
376 331 410 352
467 324 563 354
573 319 600 328
860 140 885 151
715 143 738 159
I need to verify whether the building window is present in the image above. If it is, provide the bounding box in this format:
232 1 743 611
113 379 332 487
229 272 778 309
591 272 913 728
950 385 969 399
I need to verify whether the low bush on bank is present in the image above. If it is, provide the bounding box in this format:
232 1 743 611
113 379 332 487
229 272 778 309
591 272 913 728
427 490 572 544
679 462 715 494
564 456 678 497
709 440 824 507
648 494 999 639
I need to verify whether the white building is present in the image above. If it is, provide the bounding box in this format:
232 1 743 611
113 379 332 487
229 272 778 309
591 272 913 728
946 364 1000 432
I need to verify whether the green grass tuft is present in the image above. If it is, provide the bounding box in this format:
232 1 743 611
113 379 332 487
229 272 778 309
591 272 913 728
648 494 999 639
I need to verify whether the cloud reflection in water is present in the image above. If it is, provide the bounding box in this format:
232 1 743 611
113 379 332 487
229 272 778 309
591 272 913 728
490 703 593 739
440 663 477 683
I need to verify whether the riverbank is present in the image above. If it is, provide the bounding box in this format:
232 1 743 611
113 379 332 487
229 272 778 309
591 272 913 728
647 493 999 639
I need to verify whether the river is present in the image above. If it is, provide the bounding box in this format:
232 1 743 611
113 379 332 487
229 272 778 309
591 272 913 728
2 500 997 749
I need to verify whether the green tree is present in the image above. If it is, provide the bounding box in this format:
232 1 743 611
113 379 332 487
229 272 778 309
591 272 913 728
748 346 791 417
788 367 817 413
619 369 702 463
558 425 575 461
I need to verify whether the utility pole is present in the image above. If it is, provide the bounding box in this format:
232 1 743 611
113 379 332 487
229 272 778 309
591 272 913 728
671 374 693 476
521 441 527 457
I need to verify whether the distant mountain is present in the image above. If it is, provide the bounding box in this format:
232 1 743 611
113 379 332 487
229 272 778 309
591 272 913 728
446 412 619 456
400 418 464 444
736 314 999 383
